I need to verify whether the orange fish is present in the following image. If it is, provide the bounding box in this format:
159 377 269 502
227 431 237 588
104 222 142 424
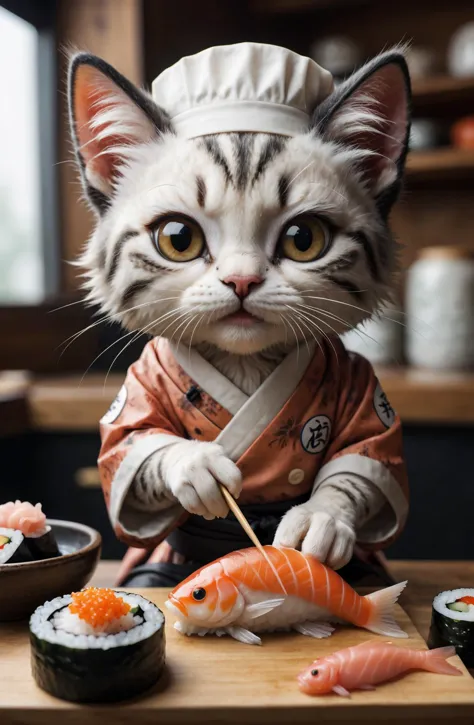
298 641 462 696
166 546 408 645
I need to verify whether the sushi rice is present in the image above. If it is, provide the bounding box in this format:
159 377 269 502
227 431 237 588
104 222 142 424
0 528 24 565
30 592 162 649
433 588 474 622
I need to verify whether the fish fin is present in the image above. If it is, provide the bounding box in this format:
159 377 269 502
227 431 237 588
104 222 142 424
227 626 262 646
364 581 409 638
423 647 462 676
332 685 351 697
294 621 334 639
246 598 285 619
358 683 376 691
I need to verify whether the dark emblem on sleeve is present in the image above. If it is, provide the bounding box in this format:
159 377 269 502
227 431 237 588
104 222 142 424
373 381 395 428
300 415 331 454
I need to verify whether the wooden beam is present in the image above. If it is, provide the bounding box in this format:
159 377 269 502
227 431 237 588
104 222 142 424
56 0 144 292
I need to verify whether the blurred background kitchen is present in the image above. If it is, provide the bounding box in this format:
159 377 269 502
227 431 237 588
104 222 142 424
1 0 474 561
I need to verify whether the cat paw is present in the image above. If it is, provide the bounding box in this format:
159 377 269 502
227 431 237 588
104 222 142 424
162 440 242 519
273 506 355 570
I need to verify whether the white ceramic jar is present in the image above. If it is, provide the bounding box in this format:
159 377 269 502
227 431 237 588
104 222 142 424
406 247 474 370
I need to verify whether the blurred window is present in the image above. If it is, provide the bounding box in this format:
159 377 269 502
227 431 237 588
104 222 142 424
0 2 56 304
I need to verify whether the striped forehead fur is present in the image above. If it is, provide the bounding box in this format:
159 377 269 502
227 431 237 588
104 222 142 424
71 48 409 359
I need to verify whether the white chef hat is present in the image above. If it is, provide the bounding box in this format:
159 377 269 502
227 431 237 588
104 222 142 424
151 42 334 139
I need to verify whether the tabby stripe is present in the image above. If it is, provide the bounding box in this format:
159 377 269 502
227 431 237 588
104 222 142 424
232 134 254 190
121 279 153 307
202 137 232 184
325 274 363 298
323 250 358 274
252 137 286 185
130 252 169 273
352 231 380 281
196 175 206 208
107 230 139 282
278 175 290 207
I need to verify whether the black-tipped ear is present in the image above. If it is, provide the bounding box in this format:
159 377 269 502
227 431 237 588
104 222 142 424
311 50 411 217
68 53 172 214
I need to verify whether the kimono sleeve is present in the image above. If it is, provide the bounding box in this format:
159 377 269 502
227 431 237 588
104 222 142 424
314 351 409 549
98 340 185 546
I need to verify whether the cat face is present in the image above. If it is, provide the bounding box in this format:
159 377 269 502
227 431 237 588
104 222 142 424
69 50 410 355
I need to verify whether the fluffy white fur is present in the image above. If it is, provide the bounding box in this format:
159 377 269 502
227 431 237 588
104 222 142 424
70 50 409 569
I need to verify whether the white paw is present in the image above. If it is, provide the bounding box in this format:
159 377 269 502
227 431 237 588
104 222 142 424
162 440 242 519
273 505 355 570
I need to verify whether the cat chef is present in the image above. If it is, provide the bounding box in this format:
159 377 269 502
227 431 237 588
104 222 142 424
96 43 408 583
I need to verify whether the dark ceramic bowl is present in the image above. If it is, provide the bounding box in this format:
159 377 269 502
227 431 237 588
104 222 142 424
0 519 101 622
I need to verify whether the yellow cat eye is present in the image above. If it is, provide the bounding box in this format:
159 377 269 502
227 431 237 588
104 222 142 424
151 215 205 262
280 216 330 263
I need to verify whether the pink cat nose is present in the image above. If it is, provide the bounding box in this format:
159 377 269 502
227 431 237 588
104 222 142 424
222 275 263 299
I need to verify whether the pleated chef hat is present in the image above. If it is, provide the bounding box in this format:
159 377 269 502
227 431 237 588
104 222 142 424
151 42 334 139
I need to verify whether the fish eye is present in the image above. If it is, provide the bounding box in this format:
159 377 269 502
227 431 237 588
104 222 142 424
311 669 319 677
192 587 207 601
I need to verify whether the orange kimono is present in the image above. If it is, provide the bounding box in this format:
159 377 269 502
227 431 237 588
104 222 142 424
99 336 408 555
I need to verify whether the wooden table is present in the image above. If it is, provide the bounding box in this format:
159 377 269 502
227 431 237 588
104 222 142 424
3 560 474 724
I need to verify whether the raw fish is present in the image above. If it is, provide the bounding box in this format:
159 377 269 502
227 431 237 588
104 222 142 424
298 641 462 696
166 545 408 645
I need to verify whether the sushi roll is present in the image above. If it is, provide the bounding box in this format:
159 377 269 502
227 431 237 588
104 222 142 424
0 501 60 562
0 528 29 564
30 588 165 703
428 588 474 667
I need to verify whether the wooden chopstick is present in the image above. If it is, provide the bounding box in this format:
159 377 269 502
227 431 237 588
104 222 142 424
219 484 288 594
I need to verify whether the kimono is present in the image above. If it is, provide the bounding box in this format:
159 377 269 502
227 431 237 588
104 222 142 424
98 336 408 575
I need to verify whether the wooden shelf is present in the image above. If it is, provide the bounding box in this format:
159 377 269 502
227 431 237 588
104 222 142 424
412 74 474 116
28 374 122 432
11 368 474 433
405 147 474 182
377 366 474 424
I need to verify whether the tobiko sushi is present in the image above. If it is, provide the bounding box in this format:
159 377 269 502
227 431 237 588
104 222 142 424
0 501 59 563
428 588 474 668
30 587 165 702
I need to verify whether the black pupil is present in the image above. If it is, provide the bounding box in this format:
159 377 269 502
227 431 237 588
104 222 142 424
287 223 313 252
192 587 206 601
163 221 192 252
311 669 319 677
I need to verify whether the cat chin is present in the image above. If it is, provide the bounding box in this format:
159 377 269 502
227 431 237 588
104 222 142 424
191 321 289 356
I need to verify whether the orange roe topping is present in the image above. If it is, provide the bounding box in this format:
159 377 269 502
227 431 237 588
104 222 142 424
68 588 131 628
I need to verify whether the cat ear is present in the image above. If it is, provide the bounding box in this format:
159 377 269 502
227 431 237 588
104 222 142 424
311 50 411 216
68 53 172 213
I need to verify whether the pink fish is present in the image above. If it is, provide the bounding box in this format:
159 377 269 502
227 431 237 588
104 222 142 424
298 641 462 696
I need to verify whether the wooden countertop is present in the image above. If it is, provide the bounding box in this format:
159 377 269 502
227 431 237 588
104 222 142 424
3 562 474 724
2 366 474 434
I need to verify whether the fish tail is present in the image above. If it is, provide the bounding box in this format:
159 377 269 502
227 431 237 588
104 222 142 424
364 581 408 638
422 647 462 676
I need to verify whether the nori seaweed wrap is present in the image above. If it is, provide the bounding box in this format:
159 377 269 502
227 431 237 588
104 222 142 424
30 590 166 703
428 588 474 667
0 528 30 564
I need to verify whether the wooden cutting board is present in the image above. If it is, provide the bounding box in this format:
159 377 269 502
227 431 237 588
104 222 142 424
2 587 474 725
